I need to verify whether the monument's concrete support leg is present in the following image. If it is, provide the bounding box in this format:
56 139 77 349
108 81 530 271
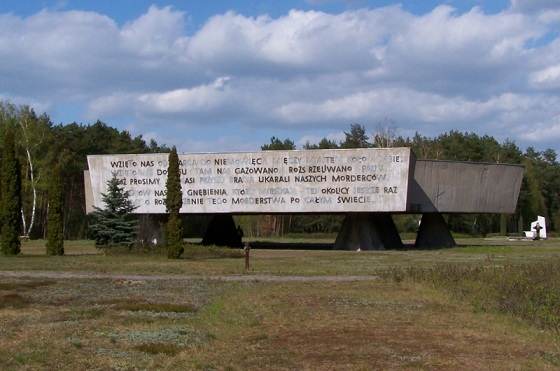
374 213 404 249
334 213 403 250
202 214 242 248
415 213 456 248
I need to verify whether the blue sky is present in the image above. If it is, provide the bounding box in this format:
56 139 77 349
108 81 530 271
0 1 513 23
1 0 560 152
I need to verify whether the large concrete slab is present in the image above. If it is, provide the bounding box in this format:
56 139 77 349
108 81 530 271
409 160 524 214
86 148 413 214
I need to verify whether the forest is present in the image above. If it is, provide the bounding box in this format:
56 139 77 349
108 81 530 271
0 101 556 240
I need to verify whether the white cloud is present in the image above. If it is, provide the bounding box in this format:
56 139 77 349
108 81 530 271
519 115 560 142
138 76 232 114
121 5 188 56
187 7 407 75
530 64 560 89
1 4 560 149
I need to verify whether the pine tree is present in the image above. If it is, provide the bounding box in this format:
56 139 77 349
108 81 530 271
261 136 296 150
89 176 138 248
341 124 370 148
0 126 22 255
46 165 64 255
165 147 183 259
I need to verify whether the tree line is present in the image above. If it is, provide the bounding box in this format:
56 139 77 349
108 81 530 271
0 102 169 242
0 101 557 249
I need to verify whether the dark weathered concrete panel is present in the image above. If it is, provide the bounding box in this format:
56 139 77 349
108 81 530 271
410 160 524 214
202 214 243 247
334 213 403 250
415 213 456 248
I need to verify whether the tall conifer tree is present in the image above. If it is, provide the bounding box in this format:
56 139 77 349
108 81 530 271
165 147 183 259
46 165 64 255
1 126 22 255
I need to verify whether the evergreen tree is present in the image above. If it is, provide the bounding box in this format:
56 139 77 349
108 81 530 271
165 147 183 258
46 165 64 255
89 176 138 248
0 126 22 255
341 124 370 148
261 136 296 150
303 138 339 150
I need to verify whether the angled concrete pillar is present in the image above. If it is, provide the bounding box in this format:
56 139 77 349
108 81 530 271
415 213 456 248
202 214 243 248
334 213 403 250
373 214 403 249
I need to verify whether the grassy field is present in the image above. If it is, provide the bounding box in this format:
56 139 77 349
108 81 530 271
1 238 560 369
0 238 559 276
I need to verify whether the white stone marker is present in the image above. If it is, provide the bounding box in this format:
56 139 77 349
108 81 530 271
87 147 413 214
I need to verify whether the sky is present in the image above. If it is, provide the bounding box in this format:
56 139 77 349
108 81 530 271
1 0 560 152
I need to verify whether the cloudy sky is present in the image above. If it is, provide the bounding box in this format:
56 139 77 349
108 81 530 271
1 0 560 152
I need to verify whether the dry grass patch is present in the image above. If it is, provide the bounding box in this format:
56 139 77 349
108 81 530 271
0 280 55 291
189 281 560 370
2 257 560 369
134 342 182 355
112 302 197 313
0 293 29 308
382 258 560 332
67 307 105 320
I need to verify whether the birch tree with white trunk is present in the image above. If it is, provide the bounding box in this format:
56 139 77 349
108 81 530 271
17 110 50 238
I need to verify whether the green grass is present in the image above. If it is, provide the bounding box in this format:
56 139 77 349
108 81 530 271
181 244 244 260
0 238 559 277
